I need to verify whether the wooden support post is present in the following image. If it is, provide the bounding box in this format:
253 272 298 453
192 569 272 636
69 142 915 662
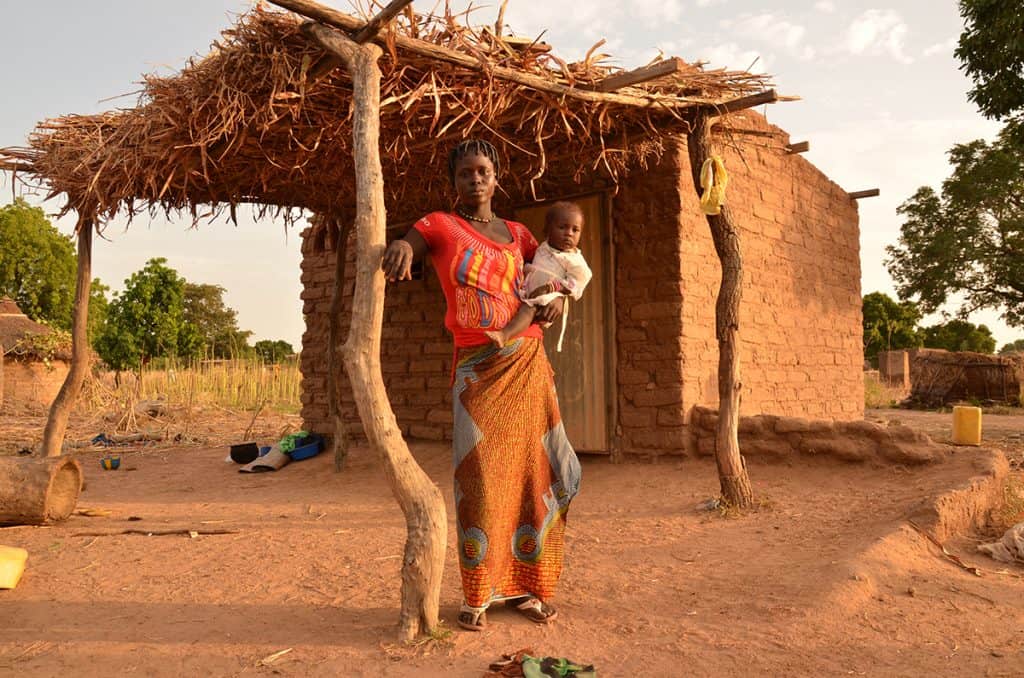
326 214 352 472
849 189 880 200
786 141 810 154
303 21 447 643
686 114 754 508
40 219 93 458
589 57 686 92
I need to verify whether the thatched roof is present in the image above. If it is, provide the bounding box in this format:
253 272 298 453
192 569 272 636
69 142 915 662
0 298 71 361
0 1 775 229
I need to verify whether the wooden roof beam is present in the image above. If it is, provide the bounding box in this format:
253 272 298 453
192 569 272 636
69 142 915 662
707 89 779 116
849 189 880 200
269 0 706 109
786 141 809 154
588 57 686 92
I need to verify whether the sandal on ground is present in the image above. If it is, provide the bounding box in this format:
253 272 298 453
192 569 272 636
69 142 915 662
457 603 487 632
510 596 558 624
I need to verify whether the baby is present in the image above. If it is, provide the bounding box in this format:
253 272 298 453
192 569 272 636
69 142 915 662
485 201 593 351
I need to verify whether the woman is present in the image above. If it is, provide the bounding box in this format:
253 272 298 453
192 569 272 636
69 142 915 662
381 139 581 631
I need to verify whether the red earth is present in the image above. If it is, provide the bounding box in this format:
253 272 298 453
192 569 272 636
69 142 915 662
1 407 1022 676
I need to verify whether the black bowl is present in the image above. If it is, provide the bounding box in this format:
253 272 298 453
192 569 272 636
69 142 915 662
229 442 260 464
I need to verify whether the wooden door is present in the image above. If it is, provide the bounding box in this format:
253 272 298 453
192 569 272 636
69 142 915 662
515 194 611 453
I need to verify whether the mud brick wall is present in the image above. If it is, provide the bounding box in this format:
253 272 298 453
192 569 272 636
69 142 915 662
677 115 863 427
0 359 69 413
611 151 688 456
299 116 864 452
298 227 452 442
690 406 940 465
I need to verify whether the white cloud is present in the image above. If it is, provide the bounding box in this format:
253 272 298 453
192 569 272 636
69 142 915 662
695 42 768 73
923 36 958 58
724 13 815 60
814 1 836 12
696 0 727 6
842 9 913 64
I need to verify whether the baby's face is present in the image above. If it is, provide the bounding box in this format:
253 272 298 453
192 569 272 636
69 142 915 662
547 210 583 251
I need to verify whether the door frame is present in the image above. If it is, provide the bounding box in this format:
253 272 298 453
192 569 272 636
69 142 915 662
512 190 618 455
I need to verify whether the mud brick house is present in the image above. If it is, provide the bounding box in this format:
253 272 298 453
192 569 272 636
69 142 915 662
0 297 71 412
299 111 864 457
1 2 863 456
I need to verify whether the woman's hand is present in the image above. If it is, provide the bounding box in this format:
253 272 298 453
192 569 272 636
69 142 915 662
536 296 565 324
381 239 415 281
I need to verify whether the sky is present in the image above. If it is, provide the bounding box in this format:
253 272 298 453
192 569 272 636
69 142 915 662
0 0 1017 349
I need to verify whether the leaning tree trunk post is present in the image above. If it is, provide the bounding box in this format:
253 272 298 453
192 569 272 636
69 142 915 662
303 20 447 643
687 114 754 507
40 217 94 458
325 214 353 471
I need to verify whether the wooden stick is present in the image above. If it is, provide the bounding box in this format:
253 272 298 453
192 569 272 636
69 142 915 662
849 189 880 199
72 529 237 537
786 141 809 154
271 0 713 109
40 218 93 457
589 58 685 92
686 114 754 507
302 20 447 644
353 0 415 44
494 0 509 38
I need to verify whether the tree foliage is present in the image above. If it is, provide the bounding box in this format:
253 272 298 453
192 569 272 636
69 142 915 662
254 339 294 364
0 199 76 328
999 338 1024 355
956 0 1024 122
183 282 252 358
862 292 923 365
886 129 1024 327
94 258 203 370
921 319 996 354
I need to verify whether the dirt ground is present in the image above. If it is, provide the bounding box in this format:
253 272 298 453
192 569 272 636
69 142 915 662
1 408 1023 677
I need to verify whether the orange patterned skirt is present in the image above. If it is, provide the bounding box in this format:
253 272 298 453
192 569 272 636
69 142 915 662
452 337 581 609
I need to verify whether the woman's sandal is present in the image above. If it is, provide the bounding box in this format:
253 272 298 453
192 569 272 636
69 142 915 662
509 596 558 624
457 603 487 632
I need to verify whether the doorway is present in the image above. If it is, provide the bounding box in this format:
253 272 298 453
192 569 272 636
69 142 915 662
514 193 613 453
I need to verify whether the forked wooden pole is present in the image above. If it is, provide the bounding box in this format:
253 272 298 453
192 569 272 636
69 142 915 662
686 114 754 507
303 21 447 643
40 218 93 458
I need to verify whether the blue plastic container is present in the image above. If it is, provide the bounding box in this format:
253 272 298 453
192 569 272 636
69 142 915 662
288 433 323 461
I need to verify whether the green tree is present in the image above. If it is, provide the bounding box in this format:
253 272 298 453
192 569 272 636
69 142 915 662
999 338 1024 355
94 258 203 371
862 292 923 366
182 282 252 358
254 339 294 364
0 199 76 328
956 0 1024 122
88 279 110 346
886 128 1024 327
921 319 996 354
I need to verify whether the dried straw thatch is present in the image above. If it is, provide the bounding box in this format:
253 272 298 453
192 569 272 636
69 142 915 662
0 2 773 229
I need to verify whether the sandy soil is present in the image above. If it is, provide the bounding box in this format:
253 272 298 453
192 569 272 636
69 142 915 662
1 409 1023 677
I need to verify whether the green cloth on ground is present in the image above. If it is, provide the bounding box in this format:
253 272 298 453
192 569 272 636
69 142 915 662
278 431 308 454
522 655 596 678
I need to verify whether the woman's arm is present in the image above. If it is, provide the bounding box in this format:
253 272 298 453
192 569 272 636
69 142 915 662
381 228 428 281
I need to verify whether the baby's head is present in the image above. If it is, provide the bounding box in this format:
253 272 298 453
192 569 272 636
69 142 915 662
544 201 584 252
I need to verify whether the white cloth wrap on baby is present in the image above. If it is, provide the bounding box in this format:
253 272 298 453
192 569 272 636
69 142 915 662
520 242 593 352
